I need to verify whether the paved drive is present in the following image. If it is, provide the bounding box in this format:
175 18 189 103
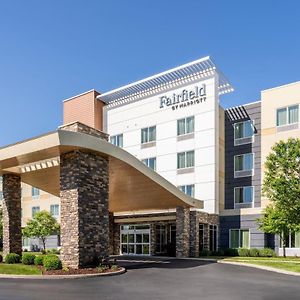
0 257 299 300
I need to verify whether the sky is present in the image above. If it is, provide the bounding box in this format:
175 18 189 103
1 0 300 145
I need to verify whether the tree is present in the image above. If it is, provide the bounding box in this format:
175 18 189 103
258 138 300 257
23 211 60 251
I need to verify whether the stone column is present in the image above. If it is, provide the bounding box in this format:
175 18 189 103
176 207 190 258
2 174 22 258
189 211 199 257
60 150 109 269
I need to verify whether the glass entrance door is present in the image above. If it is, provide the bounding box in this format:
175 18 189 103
120 224 150 255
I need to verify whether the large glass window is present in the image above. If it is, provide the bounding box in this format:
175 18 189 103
32 206 40 218
110 134 123 147
50 204 60 217
234 120 254 145
276 105 299 126
230 229 250 248
234 153 254 176
141 126 156 144
178 184 195 197
177 151 194 169
234 186 253 208
31 187 40 199
142 157 156 171
177 116 194 136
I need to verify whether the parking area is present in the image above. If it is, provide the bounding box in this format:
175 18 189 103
0 257 300 300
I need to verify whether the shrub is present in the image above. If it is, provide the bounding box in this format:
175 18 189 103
43 255 62 271
259 248 276 257
5 253 21 264
50 249 60 255
97 265 108 273
223 248 238 256
249 248 260 257
200 250 211 256
0 254 2 263
210 250 225 256
238 248 251 257
34 255 45 266
111 265 119 271
22 253 36 265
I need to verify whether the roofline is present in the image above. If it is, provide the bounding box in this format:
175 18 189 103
261 80 300 93
63 89 99 103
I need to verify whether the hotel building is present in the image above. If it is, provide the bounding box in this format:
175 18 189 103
0 56 299 257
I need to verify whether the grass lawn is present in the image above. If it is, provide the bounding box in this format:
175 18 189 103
0 264 42 275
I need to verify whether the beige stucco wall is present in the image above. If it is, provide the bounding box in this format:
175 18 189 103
261 81 300 207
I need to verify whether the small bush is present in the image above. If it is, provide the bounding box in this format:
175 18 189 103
200 250 211 256
41 250 47 255
23 249 28 252
223 248 238 256
210 250 225 256
111 265 119 271
5 253 21 264
43 255 62 271
97 265 109 273
238 248 251 257
34 255 45 266
249 248 260 257
0 255 3 263
22 253 36 265
259 248 276 257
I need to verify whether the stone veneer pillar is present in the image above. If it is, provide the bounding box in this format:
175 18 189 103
189 211 199 257
176 207 190 258
2 174 22 258
60 150 109 269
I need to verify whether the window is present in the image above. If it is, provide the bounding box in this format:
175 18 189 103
110 134 123 147
234 153 254 177
234 120 254 145
178 185 195 197
0 191 3 201
230 229 250 248
50 204 60 217
280 231 300 248
142 157 156 171
209 225 218 252
276 105 299 126
141 126 156 144
31 187 40 199
177 151 194 169
177 116 194 136
234 186 254 208
32 206 40 218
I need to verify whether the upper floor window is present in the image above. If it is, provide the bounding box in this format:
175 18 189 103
234 120 254 146
32 206 40 218
234 186 253 208
276 105 299 127
110 134 123 147
31 187 40 199
177 116 194 136
142 157 156 171
141 126 156 144
177 151 194 169
178 184 195 197
50 204 60 217
234 153 254 178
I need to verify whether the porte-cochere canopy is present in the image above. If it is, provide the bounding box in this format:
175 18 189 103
0 125 203 212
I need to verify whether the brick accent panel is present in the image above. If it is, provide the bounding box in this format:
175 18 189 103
60 150 109 268
2 174 22 257
176 207 190 257
189 211 199 257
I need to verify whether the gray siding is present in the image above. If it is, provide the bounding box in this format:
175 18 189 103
224 102 262 209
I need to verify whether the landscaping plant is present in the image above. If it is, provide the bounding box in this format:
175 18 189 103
43 255 62 271
22 253 36 265
5 253 21 264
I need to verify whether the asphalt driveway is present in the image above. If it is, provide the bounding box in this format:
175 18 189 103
0 257 299 300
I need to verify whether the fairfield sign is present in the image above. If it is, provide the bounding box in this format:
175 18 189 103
159 84 206 110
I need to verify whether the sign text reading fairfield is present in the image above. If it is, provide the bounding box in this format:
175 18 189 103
159 84 206 110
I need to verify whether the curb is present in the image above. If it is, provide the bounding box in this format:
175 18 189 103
0 267 126 280
218 260 300 277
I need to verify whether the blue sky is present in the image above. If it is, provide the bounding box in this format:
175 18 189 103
1 0 300 145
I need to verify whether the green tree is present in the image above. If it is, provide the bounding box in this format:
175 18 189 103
258 138 300 257
23 210 60 251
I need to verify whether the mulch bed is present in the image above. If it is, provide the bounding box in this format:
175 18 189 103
39 266 121 276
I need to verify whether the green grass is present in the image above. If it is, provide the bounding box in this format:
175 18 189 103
0 264 42 275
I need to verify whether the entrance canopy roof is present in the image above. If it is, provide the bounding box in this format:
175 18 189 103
0 129 203 212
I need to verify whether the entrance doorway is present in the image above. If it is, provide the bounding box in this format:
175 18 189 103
155 224 176 256
120 224 150 255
